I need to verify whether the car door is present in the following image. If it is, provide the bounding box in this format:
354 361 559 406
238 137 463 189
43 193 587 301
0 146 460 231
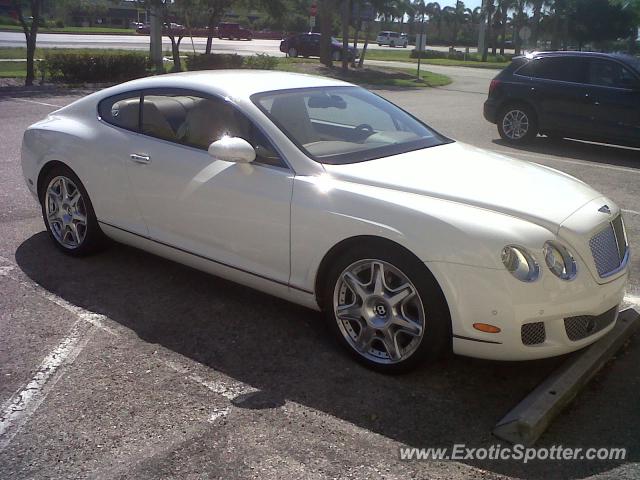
123 89 294 285
516 56 593 135
584 58 640 144
95 91 149 236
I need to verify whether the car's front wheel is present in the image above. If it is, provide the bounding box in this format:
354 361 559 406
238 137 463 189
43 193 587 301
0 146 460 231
322 244 450 373
288 47 298 58
497 104 538 144
331 50 342 61
40 165 105 256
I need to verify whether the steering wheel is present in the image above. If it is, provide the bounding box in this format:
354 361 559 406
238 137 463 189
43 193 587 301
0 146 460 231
354 123 375 139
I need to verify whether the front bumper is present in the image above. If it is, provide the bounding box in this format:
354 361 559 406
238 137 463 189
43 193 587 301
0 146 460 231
426 260 629 361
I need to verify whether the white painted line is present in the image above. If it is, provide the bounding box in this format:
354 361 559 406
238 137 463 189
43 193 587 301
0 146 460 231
0 320 94 451
0 255 116 336
624 294 640 310
492 149 640 175
9 97 64 108
622 209 640 216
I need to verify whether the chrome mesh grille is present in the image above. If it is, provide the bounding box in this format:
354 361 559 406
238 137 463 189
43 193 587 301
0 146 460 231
564 306 618 341
521 322 546 345
589 216 627 277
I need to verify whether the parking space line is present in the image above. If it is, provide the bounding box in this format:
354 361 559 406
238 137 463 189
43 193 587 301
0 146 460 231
8 97 64 108
492 149 640 175
0 319 95 451
622 209 640 216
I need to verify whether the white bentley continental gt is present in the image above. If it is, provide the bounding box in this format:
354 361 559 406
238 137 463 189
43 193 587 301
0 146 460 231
21 71 630 372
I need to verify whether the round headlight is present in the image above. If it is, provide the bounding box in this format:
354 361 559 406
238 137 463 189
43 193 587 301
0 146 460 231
543 242 577 280
501 246 540 282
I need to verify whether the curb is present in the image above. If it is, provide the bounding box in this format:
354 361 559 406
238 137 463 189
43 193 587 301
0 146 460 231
493 307 640 446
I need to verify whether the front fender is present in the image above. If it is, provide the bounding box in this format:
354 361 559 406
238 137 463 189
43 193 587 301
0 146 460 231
290 174 555 292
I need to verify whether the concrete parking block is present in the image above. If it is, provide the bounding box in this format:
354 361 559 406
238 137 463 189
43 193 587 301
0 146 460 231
493 307 640 446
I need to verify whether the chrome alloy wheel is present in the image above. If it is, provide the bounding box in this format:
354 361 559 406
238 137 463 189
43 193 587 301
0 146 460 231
502 109 530 140
45 176 88 249
333 259 426 364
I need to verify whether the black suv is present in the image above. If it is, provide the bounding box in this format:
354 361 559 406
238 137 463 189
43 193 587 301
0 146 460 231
484 52 640 146
280 33 358 62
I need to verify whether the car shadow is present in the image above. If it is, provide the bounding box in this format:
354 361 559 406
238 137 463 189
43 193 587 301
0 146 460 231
493 137 640 171
14 233 636 478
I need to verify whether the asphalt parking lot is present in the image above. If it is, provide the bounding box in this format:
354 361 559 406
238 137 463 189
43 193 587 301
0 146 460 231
1 77 639 479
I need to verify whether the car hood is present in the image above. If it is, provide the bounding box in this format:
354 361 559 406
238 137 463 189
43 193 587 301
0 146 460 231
322 142 602 233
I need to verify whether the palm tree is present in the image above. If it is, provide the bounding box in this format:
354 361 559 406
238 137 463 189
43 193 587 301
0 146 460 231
528 0 547 49
425 2 443 41
443 0 471 47
511 0 528 55
495 0 514 54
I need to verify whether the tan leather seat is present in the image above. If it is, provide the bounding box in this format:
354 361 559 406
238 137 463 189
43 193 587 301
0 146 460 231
142 99 177 140
269 95 314 145
111 98 139 130
177 99 241 149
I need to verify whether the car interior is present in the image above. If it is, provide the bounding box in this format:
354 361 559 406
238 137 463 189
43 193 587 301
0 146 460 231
109 94 283 165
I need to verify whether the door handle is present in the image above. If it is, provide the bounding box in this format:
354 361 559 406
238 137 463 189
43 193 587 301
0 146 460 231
130 153 151 164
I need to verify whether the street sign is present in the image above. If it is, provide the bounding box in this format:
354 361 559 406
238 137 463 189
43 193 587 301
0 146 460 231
310 2 317 17
309 16 316 28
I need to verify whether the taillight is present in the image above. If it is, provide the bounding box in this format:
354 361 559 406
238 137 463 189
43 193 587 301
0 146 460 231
489 79 501 94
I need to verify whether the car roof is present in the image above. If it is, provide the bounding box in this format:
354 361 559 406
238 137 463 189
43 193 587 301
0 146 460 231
93 70 352 101
527 51 640 71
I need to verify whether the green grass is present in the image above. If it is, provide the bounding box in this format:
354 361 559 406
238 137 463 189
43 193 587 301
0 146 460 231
276 57 451 88
362 48 508 69
0 25 134 34
0 61 26 78
0 47 148 59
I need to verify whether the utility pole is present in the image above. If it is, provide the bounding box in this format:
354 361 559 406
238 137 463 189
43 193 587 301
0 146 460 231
478 0 487 61
342 0 350 71
149 4 163 74
416 12 426 80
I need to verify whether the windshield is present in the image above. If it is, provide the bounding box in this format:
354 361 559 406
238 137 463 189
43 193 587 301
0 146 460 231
252 86 448 165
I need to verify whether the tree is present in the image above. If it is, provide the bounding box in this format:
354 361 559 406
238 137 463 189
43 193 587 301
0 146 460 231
495 0 513 54
319 0 336 66
443 1 470 47
511 0 527 55
528 0 547 48
569 0 634 49
10 0 43 86
612 0 640 53
425 2 443 42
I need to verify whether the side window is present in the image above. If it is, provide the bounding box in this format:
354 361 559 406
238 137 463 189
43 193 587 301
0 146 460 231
140 91 286 168
517 57 587 83
588 60 639 89
98 93 141 131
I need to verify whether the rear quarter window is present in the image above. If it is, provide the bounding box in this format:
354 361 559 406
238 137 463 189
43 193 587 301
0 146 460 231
516 57 587 83
98 93 141 131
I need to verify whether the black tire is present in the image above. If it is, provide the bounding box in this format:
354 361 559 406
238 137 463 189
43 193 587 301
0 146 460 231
40 164 106 257
331 50 342 62
497 103 538 144
320 241 451 374
288 47 298 58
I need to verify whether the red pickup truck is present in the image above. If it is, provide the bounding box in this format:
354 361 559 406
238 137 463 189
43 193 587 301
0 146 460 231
217 23 253 40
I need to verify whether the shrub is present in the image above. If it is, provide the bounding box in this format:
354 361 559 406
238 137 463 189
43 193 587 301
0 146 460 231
41 52 148 83
0 15 19 26
186 53 244 71
55 19 65 28
410 49 511 63
244 54 279 70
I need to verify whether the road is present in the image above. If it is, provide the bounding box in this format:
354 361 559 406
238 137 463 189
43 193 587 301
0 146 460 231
0 71 639 479
0 31 489 55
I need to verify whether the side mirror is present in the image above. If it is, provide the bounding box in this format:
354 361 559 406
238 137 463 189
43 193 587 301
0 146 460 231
208 137 256 164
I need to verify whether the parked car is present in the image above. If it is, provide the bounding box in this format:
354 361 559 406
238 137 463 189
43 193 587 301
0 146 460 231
217 22 252 40
135 22 185 35
280 33 358 61
484 51 640 146
376 31 408 48
22 71 629 373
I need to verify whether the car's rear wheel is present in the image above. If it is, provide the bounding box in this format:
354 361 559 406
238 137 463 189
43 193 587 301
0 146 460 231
40 165 105 256
332 50 342 61
497 104 538 144
322 244 450 373
390 41 396 48
288 47 298 58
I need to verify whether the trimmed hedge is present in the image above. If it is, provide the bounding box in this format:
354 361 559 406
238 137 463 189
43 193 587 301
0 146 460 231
244 53 279 70
41 52 148 83
186 53 244 70
410 48 509 63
